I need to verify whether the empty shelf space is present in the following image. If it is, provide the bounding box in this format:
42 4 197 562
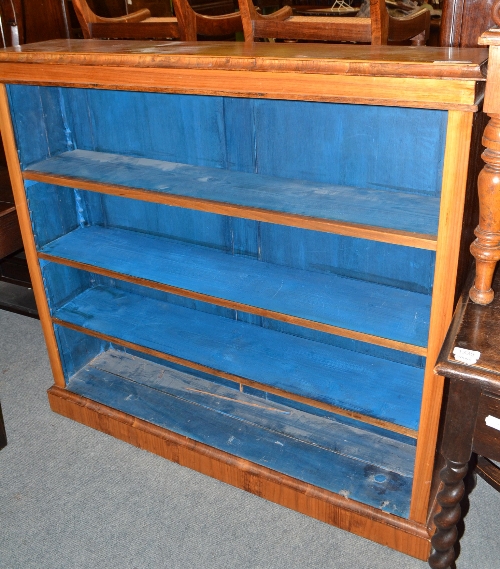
52 283 425 433
25 150 439 249
40 225 431 353
66 349 414 517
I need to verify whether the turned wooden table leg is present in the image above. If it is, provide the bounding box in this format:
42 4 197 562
470 115 500 305
428 379 480 568
428 459 469 569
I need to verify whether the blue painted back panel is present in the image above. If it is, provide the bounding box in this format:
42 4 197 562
54 324 105 379
51 279 425 430
9 86 447 196
252 99 447 195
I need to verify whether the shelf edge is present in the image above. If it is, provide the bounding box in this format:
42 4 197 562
40 252 428 357
51 316 419 439
24 171 438 251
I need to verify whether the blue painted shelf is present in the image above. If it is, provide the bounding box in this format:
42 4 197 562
67 349 415 517
39 225 431 351
51 282 425 431
24 149 440 240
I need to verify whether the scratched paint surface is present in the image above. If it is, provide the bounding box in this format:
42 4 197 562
27 149 441 236
66 348 414 517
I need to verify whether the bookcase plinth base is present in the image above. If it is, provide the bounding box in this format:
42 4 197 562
47 384 432 561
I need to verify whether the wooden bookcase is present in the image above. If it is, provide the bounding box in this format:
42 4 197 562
0 40 489 560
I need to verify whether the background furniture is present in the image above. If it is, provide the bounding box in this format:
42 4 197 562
237 0 430 44
440 0 496 47
73 0 241 40
0 40 487 560
469 19 500 305
429 268 500 568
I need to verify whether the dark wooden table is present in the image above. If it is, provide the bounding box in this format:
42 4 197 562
429 269 500 568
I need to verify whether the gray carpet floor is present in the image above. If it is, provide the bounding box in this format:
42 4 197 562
1 309 499 569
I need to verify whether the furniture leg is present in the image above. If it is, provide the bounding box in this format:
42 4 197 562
470 115 500 305
428 459 469 569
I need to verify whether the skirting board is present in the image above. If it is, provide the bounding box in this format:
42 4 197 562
47 385 432 560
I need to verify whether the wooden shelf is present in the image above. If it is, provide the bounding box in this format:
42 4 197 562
39 225 431 354
24 150 440 249
51 281 425 434
65 348 415 517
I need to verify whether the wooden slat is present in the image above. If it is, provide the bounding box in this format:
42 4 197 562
47 385 432 559
90 19 179 40
410 110 475 523
0 84 65 387
253 16 372 43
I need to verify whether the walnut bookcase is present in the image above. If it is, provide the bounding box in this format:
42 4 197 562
0 40 489 560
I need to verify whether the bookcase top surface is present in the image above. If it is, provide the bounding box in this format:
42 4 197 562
0 40 488 80
0 40 487 110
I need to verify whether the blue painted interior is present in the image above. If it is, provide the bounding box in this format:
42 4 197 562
26 149 441 235
55 341 415 517
44 262 425 431
8 82 446 506
39 224 432 348
8 86 448 197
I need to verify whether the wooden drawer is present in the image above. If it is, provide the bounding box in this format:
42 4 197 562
474 392 500 463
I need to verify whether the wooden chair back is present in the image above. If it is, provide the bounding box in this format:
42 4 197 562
237 0 430 45
72 0 241 41
172 0 242 39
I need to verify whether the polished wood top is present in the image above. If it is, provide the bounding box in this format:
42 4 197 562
0 39 488 80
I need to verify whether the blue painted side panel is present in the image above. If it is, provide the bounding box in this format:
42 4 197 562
26 183 79 248
54 324 105 380
67 349 414 517
6 85 50 168
51 279 425 430
41 225 432 348
27 149 441 235
40 259 96 313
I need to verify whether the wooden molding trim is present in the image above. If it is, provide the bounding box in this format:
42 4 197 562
0 62 482 112
48 385 431 560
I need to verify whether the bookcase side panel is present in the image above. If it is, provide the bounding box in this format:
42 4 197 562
0 84 66 387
